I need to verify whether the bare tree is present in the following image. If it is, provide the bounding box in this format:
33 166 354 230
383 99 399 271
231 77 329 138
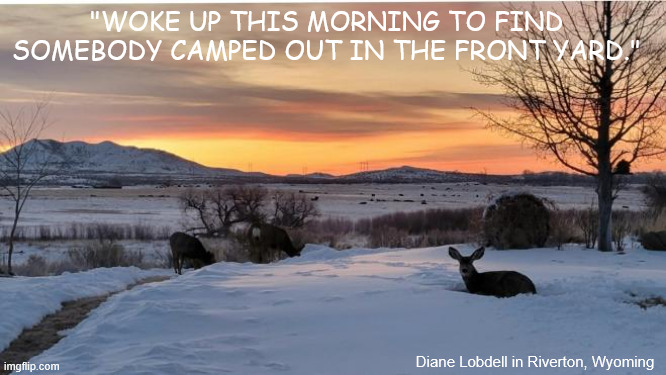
179 185 269 236
0 102 60 275
271 190 319 228
474 1 666 251
180 188 214 235
207 188 242 236
226 185 268 225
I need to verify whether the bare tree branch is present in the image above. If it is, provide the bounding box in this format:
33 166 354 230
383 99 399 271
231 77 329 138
0 101 63 275
472 1 666 251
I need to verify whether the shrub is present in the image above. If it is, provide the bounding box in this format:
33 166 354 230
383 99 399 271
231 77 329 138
640 231 666 251
356 208 482 235
17 254 48 276
482 193 550 249
643 173 666 212
67 240 144 269
369 228 411 248
154 248 174 269
575 203 599 249
0 223 172 242
549 208 579 250
415 229 472 248
641 209 666 233
612 211 633 252
12 255 81 277
287 218 361 249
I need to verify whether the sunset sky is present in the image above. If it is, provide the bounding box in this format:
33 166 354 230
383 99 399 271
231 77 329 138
1 3 665 175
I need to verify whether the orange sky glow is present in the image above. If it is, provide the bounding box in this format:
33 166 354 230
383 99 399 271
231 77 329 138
1 3 665 176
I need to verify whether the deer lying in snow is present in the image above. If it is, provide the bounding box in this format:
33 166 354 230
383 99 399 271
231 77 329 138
448 247 536 297
247 223 302 264
169 232 216 275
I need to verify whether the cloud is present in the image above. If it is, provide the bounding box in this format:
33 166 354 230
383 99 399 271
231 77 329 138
393 143 535 164
0 4 508 143
50 86 496 140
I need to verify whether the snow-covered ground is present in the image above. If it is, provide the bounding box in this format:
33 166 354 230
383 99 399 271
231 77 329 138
0 183 646 230
0 267 172 352
8 240 170 266
26 244 666 375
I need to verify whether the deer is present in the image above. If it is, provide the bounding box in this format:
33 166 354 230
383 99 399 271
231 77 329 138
169 232 216 275
448 247 536 297
247 223 302 264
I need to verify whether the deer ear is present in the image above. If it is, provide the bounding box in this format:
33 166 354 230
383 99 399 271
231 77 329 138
471 247 485 260
448 247 461 260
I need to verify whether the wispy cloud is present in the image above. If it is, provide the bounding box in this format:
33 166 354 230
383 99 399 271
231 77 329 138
5 3 657 175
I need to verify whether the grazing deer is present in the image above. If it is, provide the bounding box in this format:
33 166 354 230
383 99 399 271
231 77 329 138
247 223 302 264
169 232 216 275
448 247 536 297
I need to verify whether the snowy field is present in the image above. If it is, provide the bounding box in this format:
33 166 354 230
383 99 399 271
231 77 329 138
7 240 170 267
0 183 647 229
2 182 647 267
25 244 666 375
0 267 172 351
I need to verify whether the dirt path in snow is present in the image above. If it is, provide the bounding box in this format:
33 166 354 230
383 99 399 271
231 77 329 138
0 276 170 374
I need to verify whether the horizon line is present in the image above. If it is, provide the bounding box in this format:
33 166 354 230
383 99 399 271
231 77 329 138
23 138 666 178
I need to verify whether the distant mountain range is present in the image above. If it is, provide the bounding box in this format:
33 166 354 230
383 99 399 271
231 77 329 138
3 139 654 186
341 166 472 182
9 139 264 177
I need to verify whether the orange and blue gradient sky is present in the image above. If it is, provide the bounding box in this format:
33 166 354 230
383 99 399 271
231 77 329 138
1 3 664 175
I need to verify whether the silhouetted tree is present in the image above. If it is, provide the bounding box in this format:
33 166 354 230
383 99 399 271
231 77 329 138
0 102 61 275
180 185 268 236
271 191 319 228
475 2 666 251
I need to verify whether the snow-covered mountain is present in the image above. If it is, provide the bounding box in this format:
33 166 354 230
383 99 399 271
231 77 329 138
8 139 250 176
7 141 474 182
341 165 470 182
4 140 606 185
285 172 335 179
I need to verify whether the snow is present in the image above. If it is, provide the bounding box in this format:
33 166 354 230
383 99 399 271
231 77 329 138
15 139 247 176
0 267 172 352
0 183 646 231
8 240 170 266
25 244 666 375
341 165 466 182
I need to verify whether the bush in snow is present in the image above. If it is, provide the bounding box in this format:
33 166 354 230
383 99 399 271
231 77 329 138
12 255 81 276
482 193 550 249
642 173 666 213
17 254 48 276
294 217 356 249
640 231 666 251
548 208 579 250
356 207 483 248
612 210 645 252
575 203 599 249
369 228 411 248
67 240 145 269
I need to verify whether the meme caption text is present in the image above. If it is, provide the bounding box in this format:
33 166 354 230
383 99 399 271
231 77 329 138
14 9 641 62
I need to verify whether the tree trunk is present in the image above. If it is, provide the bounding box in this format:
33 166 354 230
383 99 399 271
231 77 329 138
596 0 614 252
597 167 614 252
7 214 19 275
